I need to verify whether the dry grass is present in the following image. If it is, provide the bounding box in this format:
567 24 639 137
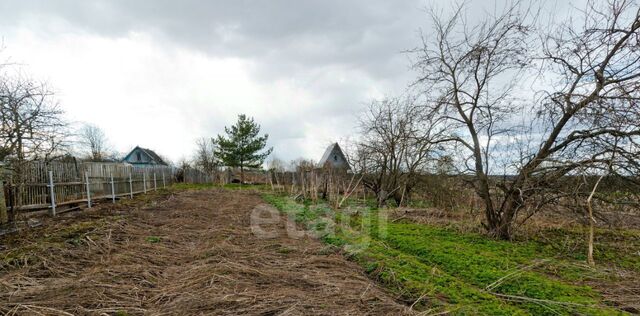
0 188 410 315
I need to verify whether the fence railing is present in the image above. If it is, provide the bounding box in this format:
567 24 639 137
2 161 176 218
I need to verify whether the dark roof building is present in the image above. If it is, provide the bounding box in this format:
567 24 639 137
318 143 350 170
123 146 168 166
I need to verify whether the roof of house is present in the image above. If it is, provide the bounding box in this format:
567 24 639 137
123 146 168 165
318 142 348 167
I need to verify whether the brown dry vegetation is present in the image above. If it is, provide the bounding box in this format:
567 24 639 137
0 188 410 315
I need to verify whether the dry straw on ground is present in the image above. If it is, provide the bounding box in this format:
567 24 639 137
0 189 411 315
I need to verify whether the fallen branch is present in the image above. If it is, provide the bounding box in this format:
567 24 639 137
485 259 550 291
490 292 592 307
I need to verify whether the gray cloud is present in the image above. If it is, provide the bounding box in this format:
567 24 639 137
2 0 566 162
0 1 425 78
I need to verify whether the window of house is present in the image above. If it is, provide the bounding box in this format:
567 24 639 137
136 152 142 161
334 155 338 161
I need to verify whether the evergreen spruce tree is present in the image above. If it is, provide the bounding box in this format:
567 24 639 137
214 114 273 184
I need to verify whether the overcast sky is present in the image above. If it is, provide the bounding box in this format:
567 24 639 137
0 0 570 164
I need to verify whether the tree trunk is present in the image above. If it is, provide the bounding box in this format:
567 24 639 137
484 218 513 240
587 205 595 267
484 192 520 240
586 173 605 267
0 180 7 225
377 189 387 208
475 175 516 240
240 165 245 185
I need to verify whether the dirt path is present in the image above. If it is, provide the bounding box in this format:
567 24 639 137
0 189 410 315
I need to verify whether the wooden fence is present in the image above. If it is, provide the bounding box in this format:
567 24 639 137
183 167 216 184
2 161 176 219
181 168 271 185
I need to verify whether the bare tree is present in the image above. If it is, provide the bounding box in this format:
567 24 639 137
267 157 287 173
0 74 67 165
349 96 441 207
266 156 287 191
290 158 316 172
414 1 640 239
175 159 191 183
77 123 111 161
193 137 218 175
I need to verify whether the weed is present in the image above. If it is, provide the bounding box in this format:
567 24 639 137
145 236 162 243
276 246 294 254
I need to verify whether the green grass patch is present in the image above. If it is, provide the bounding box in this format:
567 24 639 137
262 193 627 315
145 236 162 243
366 218 616 315
529 227 640 272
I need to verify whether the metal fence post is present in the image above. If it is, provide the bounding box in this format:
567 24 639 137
110 173 116 204
143 172 147 193
85 171 92 208
129 172 133 198
153 172 157 191
48 170 56 216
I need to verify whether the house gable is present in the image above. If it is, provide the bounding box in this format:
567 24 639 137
123 146 167 166
318 143 350 169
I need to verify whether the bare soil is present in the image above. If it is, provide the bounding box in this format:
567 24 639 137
0 188 410 315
